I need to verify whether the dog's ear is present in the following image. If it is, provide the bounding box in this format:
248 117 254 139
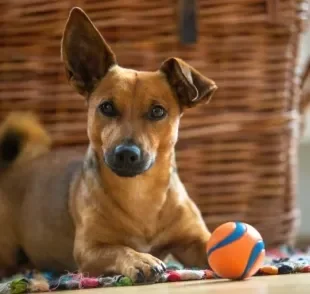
160 58 217 108
61 7 116 97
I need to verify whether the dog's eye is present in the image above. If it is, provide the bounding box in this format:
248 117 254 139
98 101 118 117
148 105 167 121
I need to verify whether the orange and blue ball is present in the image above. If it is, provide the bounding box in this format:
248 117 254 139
206 222 265 280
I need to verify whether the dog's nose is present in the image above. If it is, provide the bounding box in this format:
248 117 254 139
114 145 141 167
105 142 153 177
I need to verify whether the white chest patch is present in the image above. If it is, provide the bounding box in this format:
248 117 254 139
130 237 153 253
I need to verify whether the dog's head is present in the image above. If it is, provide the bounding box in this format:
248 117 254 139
61 8 217 178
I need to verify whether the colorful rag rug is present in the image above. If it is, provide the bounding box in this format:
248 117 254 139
1 246 310 294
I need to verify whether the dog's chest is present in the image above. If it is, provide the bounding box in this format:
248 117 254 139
129 236 153 253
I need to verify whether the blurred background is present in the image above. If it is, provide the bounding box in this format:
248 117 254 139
0 0 310 249
298 28 310 243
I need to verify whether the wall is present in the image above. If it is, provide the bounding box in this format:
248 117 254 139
298 26 310 236
298 143 310 235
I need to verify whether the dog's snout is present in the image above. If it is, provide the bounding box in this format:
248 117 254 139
114 145 141 166
105 142 153 177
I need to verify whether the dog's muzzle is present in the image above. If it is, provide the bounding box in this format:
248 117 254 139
104 142 153 177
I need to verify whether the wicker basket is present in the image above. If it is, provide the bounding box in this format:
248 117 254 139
0 0 309 247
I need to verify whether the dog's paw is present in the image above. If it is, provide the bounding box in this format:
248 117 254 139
121 253 166 283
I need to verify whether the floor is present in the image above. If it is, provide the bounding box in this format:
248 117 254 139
59 274 309 294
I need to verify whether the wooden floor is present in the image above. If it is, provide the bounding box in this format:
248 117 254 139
61 274 309 294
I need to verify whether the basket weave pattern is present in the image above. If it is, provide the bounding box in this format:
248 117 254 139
0 0 309 247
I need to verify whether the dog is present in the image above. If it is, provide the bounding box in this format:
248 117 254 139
0 7 217 283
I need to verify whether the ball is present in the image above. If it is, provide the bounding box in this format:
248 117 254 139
206 222 265 280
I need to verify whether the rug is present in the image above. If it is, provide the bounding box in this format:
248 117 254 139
1 246 310 294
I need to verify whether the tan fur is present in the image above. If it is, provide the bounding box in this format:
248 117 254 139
0 7 217 282
0 112 51 166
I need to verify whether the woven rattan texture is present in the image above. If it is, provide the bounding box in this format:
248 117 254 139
0 0 309 247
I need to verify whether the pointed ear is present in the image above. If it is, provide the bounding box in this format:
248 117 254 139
61 7 116 97
160 58 217 108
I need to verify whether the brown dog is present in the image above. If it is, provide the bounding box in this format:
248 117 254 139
0 7 217 283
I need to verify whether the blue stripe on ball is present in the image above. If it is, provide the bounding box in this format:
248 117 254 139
207 222 247 257
239 240 265 279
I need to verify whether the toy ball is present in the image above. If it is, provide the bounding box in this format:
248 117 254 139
206 222 265 280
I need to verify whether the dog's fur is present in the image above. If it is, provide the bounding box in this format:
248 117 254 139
0 8 217 282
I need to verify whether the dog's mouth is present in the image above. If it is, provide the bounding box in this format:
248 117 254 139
104 143 154 178
107 161 154 178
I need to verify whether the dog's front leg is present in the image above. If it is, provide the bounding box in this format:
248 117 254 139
165 198 211 269
74 241 166 283
170 235 210 269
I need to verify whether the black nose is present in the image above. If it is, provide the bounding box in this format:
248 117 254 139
114 144 141 167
